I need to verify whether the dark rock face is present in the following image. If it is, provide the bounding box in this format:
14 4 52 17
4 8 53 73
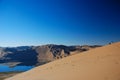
0 45 101 66
0 47 38 66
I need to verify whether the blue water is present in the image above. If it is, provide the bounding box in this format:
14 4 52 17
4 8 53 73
0 64 34 72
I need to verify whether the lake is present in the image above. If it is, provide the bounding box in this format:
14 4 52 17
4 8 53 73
0 64 34 72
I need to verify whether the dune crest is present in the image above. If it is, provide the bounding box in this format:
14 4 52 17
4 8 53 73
5 42 120 80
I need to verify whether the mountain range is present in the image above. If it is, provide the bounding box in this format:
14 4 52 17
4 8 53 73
0 44 101 67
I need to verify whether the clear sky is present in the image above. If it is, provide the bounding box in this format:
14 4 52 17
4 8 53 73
0 0 120 47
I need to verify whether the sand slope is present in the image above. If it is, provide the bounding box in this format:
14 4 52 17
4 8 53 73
5 42 120 80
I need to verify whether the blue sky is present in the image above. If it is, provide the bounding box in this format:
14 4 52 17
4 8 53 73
0 0 120 47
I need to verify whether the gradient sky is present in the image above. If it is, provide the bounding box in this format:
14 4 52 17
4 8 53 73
0 0 120 47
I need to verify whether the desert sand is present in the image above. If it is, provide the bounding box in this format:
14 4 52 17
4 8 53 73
5 42 120 80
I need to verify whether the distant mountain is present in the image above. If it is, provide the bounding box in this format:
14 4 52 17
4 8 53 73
0 44 101 67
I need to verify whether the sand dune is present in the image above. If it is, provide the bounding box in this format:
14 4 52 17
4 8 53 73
5 42 120 80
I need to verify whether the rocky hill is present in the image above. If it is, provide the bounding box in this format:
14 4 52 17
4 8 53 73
0 44 100 66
